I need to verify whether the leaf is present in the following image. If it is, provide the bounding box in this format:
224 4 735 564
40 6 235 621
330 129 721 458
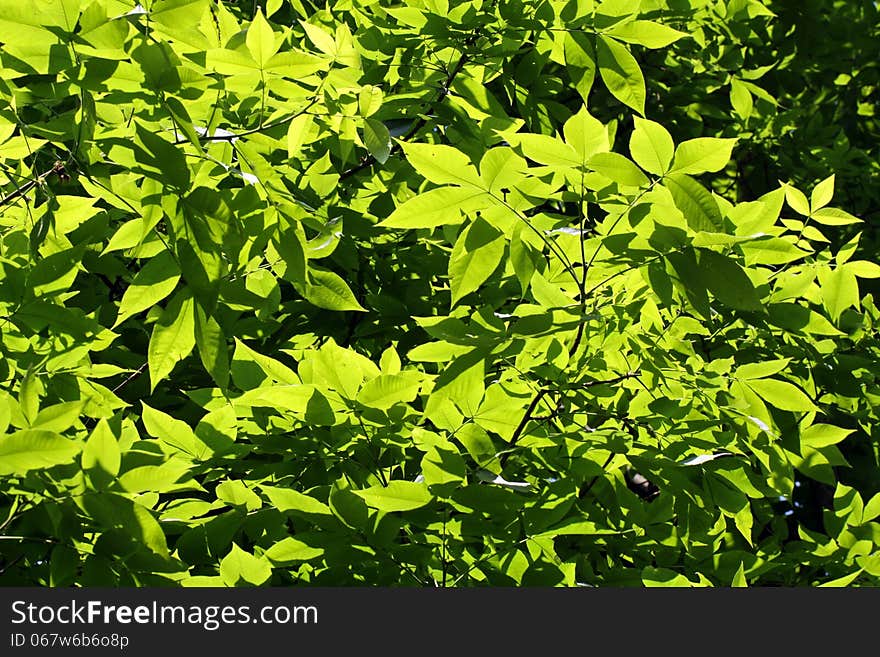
666 174 723 232
82 419 121 486
818 265 859 322
735 358 791 381
784 185 810 216
246 9 278 67
379 186 492 229
562 106 609 162
113 250 180 327
29 401 82 433
299 268 366 312
147 290 196 391
564 31 596 101
141 402 210 460
597 35 646 115
811 174 834 212
697 249 762 311
448 217 506 305
421 445 467 491
79 493 169 559
0 429 81 476
363 117 391 164
456 423 500 473
746 379 816 412
357 373 422 410
399 141 482 187
513 133 581 167
194 305 229 389
629 117 674 175
801 424 854 449
286 113 314 158
299 20 336 56
265 537 324 563
355 480 433 512
669 138 737 176
220 544 272 587
479 147 527 194
261 485 333 517
729 78 753 120
120 460 197 494
587 152 649 186
605 20 689 48
811 207 862 226
846 260 880 278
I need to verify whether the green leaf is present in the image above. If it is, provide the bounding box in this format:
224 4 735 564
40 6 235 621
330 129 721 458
379 186 492 229
563 106 609 162
114 250 180 327
299 20 336 56
141 402 210 460
669 138 737 176
400 141 482 187
801 424 854 449
513 134 581 167
79 493 169 559
629 117 674 175
421 445 467 491
82 419 121 486
697 249 762 311
120 460 197 495
846 260 880 278
448 217 506 305
363 117 391 164
286 113 315 159
818 265 859 322
265 537 324 563
29 401 82 433
746 379 816 412
456 423 500 473
246 8 278 67
355 480 433 512
605 20 689 48
564 31 596 102
666 174 723 232
147 290 196 391
194 305 229 390
299 268 366 312
729 79 753 120
597 35 646 115
587 152 649 186
261 485 333 517
784 185 810 216
479 147 527 195
810 174 835 212
357 373 422 410
220 544 272 587
0 429 81 476
735 358 791 381
811 207 862 226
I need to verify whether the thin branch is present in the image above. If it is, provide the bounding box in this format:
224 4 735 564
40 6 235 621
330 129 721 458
339 29 484 181
0 160 66 208
173 96 320 145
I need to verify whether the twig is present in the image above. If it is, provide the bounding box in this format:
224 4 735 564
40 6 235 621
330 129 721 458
339 29 484 180
0 160 66 208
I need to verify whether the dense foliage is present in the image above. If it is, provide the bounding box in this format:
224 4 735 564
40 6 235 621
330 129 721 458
0 0 878 587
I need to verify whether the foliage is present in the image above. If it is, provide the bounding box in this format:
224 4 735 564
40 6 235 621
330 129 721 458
0 0 878 587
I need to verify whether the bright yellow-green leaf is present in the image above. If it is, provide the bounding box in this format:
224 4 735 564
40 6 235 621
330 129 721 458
220 544 272 587
355 480 433 512
597 36 646 115
669 138 737 175
629 117 674 175
147 291 196 391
